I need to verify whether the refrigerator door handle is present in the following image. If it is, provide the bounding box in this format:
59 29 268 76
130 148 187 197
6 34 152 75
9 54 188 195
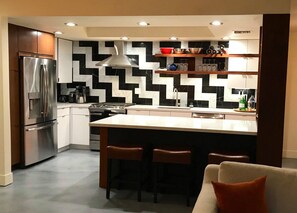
40 64 45 117
26 121 56 132
40 64 49 117
44 64 49 117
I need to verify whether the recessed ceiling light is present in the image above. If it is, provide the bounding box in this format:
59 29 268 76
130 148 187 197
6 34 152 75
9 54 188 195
222 36 230 40
210 20 223 26
54 31 63 35
65 22 77 27
138 21 150 26
121 36 129 40
170 37 178 41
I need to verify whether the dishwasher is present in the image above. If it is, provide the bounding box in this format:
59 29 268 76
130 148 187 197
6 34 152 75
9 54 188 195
192 113 225 119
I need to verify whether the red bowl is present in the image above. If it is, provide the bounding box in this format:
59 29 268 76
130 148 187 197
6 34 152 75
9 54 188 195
160 48 173 54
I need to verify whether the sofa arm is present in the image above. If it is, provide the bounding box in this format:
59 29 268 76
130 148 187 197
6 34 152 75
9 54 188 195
202 164 219 184
192 165 219 213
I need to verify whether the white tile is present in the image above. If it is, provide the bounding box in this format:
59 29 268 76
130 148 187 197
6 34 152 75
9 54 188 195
228 40 248 54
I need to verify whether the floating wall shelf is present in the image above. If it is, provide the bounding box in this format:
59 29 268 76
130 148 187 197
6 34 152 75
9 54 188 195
154 70 258 75
154 53 259 58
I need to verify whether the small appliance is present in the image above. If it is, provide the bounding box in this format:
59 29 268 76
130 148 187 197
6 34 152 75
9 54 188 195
75 86 89 103
68 92 76 103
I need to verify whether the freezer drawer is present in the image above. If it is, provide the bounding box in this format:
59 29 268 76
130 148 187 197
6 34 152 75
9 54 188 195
23 121 57 166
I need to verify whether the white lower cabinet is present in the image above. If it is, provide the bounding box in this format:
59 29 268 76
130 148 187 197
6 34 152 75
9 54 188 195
149 110 171 117
171 111 192 118
127 110 150 115
71 108 90 146
127 109 192 118
225 114 256 121
57 108 70 149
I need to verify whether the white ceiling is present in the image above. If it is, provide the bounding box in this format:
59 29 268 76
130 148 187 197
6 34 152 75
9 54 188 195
8 15 262 41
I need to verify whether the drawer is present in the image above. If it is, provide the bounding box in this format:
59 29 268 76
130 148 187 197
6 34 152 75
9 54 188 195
170 111 192 118
127 110 150 116
225 114 256 121
71 107 89 115
57 107 70 117
149 110 171 117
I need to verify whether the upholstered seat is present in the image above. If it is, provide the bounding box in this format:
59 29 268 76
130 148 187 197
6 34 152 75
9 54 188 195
106 145 145 202
152 148 192 206
208 152 250 164
193 162 297 213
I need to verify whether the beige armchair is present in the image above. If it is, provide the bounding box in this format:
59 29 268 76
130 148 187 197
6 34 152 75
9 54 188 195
193 162 297 213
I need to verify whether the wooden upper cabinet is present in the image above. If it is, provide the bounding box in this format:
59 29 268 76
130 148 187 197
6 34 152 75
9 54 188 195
8 24 19 71
18 26 38 54
38 31 55 56
17 25 55 57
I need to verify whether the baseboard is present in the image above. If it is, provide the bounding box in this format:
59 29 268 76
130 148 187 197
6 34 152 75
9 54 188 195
283 150 297 158
58 145 70 153
0 172 13 186
69 144 90 150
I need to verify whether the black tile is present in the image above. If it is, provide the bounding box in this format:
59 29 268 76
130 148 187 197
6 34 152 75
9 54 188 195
218 41 229 48
105 41 114 47
160 41 181 48
188 41 211 49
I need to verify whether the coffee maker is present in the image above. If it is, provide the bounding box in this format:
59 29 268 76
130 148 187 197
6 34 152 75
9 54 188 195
75 86 89 103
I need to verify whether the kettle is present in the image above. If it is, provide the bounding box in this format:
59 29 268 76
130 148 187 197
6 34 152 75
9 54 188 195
77 95 85 104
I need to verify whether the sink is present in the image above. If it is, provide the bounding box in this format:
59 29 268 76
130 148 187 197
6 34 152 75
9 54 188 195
157 106 190 110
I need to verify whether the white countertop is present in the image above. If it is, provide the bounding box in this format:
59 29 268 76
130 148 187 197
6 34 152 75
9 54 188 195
90 114 257 136
57 103 94 109
125 105 256 116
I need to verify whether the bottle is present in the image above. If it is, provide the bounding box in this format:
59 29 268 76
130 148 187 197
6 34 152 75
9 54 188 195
248 95 256 110
239 94 246 111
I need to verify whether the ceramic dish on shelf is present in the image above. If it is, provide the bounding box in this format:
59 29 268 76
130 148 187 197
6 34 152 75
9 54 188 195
189 48 202 54
233 108 256 113
173 48 185 54
160 48 173 54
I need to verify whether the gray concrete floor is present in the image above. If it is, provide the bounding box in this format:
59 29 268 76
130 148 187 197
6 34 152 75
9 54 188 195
1 150 297 213
0 150 193 213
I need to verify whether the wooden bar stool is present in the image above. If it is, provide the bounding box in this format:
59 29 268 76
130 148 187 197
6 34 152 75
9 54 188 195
208 152 250 164
152 148 192 206
106 145 145 202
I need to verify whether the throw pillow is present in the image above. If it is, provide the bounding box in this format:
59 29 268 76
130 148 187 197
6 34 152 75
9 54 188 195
211 176 268 213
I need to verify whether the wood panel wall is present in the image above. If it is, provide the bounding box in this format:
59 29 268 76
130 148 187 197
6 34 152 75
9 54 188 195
257 14 290 167
8 24 55 167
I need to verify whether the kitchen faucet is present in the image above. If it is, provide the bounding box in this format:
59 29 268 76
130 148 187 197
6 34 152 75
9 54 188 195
173 88 180 107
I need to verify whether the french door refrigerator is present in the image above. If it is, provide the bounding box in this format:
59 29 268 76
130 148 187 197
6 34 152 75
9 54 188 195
20 57 57 166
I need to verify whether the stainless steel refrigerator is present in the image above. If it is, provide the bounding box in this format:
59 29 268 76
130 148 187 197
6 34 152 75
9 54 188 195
20 57 57 166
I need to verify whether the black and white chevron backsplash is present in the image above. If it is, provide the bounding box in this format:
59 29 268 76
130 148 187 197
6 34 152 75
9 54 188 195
59 40 256 109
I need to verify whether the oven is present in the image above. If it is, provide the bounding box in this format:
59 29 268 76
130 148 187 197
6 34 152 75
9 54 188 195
89 103 134 151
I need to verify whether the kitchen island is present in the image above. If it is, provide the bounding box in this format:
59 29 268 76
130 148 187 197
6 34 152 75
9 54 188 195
90 114 257 189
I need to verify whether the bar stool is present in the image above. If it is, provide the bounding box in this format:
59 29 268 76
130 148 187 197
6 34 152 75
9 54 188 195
106 145 145 202
152 148 192 206
208 152 250 164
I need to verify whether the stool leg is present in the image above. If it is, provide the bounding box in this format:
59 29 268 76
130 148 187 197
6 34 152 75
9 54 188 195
117 160 122 190
137 161 142 202
186 165 191 207
106 159 112 199
153 163 158 203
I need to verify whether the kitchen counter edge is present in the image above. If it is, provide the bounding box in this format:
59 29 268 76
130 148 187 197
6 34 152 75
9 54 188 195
90 114 257 136
57 103 94 109
125 105 256 116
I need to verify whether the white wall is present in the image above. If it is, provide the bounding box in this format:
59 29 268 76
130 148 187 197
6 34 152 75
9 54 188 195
283 35 297 158
0 16 13 186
